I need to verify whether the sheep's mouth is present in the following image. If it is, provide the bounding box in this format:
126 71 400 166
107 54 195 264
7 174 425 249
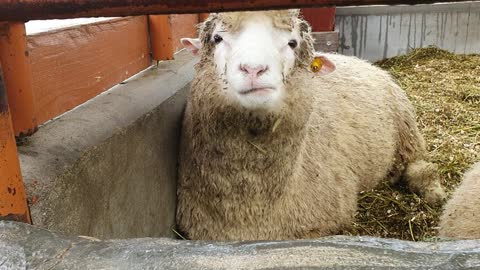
239 87 275 95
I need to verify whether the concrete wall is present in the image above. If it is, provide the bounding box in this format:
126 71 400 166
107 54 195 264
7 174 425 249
18 51 196 239
336 2 480 61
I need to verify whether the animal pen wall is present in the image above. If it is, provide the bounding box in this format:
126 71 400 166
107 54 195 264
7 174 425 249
336 1 480 61
0 0 479 238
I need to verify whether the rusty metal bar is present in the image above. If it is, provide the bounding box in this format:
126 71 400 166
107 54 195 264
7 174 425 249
0 22 37 137
0 0 474 21
0 63 31 224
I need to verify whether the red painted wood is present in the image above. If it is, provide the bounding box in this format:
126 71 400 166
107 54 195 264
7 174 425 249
301 8 336 32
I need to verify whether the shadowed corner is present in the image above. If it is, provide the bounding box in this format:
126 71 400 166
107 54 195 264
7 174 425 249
0 64 8 114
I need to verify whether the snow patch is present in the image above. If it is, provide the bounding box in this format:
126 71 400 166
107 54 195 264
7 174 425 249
26 18 117 35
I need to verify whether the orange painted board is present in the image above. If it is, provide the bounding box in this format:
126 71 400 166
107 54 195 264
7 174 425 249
0 64 31 223
27 16 151 125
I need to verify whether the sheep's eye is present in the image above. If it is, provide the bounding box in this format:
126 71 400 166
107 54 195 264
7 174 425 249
288 39 298 49
213 34 223 44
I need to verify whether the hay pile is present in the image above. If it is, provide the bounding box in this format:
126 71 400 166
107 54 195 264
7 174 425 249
345 47 480 241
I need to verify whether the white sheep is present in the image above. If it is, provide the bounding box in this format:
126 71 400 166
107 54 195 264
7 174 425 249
439 162 480 239
176 10 445 240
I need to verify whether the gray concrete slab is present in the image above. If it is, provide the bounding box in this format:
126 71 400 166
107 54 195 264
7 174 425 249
18 50 196 239
2 221 480 270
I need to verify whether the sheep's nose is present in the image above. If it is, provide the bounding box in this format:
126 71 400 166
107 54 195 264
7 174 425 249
239 64 268 77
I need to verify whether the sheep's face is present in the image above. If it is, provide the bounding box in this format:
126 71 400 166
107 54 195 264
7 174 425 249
182 11 314 110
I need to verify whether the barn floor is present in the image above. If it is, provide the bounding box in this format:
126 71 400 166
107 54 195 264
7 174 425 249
345 47 480 241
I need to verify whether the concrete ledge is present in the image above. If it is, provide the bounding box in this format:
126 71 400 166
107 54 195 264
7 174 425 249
2 221 480 269
18 50 196 239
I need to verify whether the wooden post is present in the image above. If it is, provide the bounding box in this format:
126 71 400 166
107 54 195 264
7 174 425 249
301 8 338 52
148 15 174 61
0 22 37 137
301 7 336 32
0 63 31 224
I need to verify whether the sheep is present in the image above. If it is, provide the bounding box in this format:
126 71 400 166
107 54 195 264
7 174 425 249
176 10 446 241
439 162 480 239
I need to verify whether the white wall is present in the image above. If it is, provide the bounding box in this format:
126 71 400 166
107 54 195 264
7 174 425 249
335 2 480 61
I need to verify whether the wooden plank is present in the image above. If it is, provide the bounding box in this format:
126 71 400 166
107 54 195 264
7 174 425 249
0 64 31 224
27 16 150 125
0 0 472 21
0 22 38 136
312 31 339 52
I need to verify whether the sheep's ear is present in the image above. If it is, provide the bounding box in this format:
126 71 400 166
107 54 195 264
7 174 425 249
181 38 202 56
311 54 336 75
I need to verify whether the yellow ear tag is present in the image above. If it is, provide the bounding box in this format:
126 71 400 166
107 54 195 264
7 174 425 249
310 57 323 73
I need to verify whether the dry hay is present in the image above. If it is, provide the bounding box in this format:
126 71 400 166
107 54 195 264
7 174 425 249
344 47 480 241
